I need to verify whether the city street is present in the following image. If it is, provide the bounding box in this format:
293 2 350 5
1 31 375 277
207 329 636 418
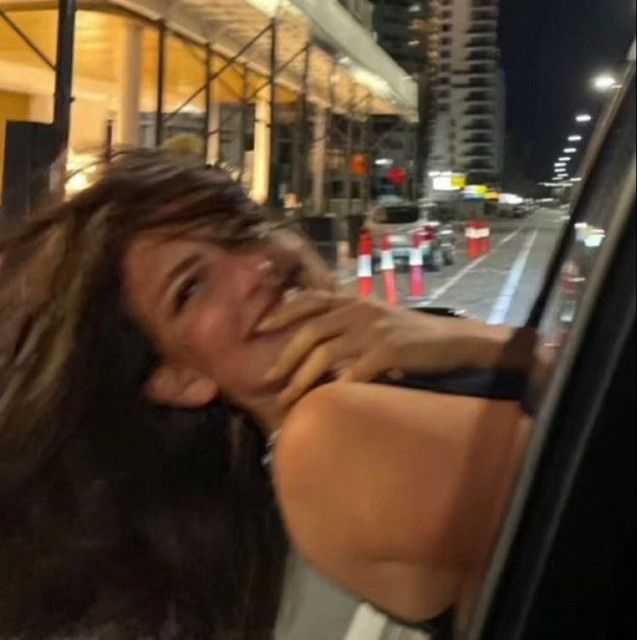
276 206 568 640
340 207 568 325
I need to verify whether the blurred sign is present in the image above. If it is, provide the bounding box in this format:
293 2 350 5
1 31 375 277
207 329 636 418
464 185 488 200
350 153 370 176
432 172 467 192
387 166 408 187
486 190 500 201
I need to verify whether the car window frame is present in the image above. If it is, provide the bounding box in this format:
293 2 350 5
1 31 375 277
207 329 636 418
466 63 636 640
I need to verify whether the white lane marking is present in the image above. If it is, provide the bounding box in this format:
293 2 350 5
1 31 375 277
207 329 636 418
343 604 388 640
427 228 523 303
487 230 539 325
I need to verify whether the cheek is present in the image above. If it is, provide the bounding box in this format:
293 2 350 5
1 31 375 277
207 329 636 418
178 302 241 379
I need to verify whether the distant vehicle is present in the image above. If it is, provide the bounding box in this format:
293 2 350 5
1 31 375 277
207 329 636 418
498 203 528 219
365 202 457 271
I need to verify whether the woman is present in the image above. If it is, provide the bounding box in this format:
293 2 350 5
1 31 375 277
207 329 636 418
0 150 534 638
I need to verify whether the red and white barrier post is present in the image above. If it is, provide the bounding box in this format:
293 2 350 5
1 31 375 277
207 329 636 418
408 230 425 299
484 220 492 254
357 230 374 298
381 234 398 306
466 220 479 259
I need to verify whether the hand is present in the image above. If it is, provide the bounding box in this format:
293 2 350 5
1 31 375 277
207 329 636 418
258 291 468 407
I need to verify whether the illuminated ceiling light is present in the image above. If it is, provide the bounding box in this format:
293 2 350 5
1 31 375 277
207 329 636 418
564 147 578 154
576 113 592 123
568 135 583 142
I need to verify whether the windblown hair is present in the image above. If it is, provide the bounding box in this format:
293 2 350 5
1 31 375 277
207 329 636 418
0 150 288 638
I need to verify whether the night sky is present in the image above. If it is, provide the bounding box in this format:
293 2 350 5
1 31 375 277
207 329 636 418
499 0 635 185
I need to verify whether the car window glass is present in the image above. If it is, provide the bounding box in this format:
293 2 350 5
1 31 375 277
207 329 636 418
465 65 635 640
525 70 635 415
383 206 420 224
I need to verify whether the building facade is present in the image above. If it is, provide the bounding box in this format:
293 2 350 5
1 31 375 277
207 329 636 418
0 0 417 218
428 0 505 188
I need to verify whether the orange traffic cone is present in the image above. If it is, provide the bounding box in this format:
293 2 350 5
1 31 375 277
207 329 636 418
408 231 425 299
357 230 374 298
381 234 398 306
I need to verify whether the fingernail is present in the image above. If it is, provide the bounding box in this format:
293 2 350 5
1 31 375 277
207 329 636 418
284 287 301 302
256 319 274 332
264 368 280 383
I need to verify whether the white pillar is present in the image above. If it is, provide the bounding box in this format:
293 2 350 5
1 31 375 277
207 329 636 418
207 102 222 165
116 22 143 146
252 91 271 205
311 108 328 214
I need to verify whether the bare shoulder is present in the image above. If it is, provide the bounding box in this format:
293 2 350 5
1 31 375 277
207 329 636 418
274 381 526 556
272 382 527 622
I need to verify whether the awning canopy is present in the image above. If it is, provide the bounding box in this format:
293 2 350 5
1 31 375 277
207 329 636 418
0 0 418 116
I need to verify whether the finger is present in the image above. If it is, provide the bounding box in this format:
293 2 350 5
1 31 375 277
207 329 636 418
256 290 340 334
264 312 348 384
278 335 358 407
339 348 394 384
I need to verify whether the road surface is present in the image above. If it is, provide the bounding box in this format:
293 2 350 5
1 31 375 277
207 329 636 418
275 208 567 640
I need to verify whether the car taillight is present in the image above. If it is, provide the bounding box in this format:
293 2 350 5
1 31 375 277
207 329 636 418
421 226 434 244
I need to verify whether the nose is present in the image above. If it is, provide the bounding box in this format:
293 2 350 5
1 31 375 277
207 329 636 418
225 247 291 303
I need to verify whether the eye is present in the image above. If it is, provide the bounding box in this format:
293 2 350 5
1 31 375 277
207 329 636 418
174 272 204 314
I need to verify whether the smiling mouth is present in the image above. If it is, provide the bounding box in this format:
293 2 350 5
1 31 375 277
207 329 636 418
248 270 303 340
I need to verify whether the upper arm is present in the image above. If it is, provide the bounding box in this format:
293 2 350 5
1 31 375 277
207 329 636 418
274 382 528 574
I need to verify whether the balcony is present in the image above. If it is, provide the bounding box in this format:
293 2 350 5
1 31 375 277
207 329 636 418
466 91 493 102
462 145 495 158
459 76 496 89
463 133 494 144
463 158 497 172
466 36 498 49
464 106 495 117
463 119 495 131
467 50 498 63
467 62 496 74
471 6 498 18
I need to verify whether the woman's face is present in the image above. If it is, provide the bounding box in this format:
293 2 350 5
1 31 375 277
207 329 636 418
123 226 334 419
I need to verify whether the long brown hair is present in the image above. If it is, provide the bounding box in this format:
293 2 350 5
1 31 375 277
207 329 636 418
0 150 288 638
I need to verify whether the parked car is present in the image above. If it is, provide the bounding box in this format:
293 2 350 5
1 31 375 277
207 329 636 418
365 201 457 272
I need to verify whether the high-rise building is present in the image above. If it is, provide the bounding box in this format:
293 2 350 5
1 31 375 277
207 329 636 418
368 0 429 75
366 0 440 196
428 0 505 187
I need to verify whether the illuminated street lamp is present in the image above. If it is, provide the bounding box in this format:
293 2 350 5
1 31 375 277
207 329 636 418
592 74 620 92
576 113 593 123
